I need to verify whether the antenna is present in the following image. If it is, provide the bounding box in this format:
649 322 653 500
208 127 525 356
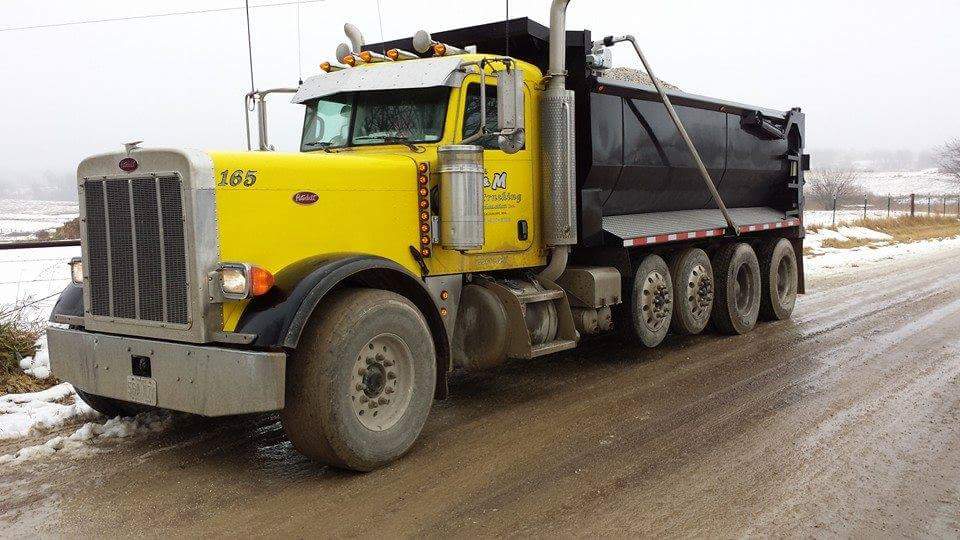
296 0 303 84
244 0 255 93
376 0 385 43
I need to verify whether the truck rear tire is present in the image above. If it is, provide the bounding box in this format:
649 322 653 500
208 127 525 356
669 248 714 335
281 287 436 472
75 389 151 418
711 243 761 335
759 238 799 321
630 254 674 348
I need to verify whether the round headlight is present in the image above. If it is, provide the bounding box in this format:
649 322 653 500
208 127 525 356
69 258 83 284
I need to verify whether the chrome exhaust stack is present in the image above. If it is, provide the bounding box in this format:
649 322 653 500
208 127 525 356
539 0 576 281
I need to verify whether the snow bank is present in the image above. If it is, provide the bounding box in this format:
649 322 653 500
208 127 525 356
18 336 50 379
0 383 98 440
805 235 960 277
0 412 172 465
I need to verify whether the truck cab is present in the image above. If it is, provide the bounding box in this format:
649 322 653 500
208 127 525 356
48 3 807 471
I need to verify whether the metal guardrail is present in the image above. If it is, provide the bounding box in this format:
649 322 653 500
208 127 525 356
0 239 80 250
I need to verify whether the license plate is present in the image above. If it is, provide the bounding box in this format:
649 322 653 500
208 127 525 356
127 376 157 406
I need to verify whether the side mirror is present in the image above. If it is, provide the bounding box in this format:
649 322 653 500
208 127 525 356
496 67 525 154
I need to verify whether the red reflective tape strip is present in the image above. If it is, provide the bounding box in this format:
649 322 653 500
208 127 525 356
623 219 802 247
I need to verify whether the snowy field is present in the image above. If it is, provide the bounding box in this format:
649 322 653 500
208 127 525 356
2 190 960 465
853 169 959 197
0 199 78 241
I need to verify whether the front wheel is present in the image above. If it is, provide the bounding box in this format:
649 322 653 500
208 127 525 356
75 389 152 418
281 287 436 472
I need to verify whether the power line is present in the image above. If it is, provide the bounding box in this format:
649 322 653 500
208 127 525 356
0 0 325 33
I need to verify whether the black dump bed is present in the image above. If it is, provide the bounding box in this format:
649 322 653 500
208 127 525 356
367 18 807 248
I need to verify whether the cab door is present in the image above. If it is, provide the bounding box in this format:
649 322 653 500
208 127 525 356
457 77 534 254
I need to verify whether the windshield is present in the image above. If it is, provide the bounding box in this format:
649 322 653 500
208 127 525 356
301 87 450 151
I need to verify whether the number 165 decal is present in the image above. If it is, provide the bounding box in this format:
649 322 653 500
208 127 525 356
218 169 257 187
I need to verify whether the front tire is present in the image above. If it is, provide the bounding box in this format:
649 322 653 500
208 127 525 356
281 287 436 472
711 243 761 335
75 389 152 418
630 254 674 348
759 238 799 321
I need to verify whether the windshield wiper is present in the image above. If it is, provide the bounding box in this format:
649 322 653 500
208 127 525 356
354 135 422 152
303 141 335 153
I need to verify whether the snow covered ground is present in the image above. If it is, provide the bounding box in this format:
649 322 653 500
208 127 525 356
0 199 78 241
853 169 959 197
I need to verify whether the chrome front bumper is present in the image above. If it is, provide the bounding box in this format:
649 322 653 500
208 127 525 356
47 327 286 416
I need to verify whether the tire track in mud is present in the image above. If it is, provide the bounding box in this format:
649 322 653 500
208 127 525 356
4 247 960 537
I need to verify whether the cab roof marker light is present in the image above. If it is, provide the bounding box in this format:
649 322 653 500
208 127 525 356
386 48 419 61
431 42 466 57
319 61 346 73
359 50 391 63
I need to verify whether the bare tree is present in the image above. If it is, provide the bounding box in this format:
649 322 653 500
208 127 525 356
806 168 862 210
935 138 960 184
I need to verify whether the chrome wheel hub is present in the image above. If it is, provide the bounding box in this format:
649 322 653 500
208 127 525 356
350 333 414 431
641 271 671 331
686 264 714 320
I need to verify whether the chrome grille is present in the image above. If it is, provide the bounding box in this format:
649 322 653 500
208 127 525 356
84 176 189 324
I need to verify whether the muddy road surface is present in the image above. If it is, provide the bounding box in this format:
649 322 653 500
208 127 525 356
4 247 960 537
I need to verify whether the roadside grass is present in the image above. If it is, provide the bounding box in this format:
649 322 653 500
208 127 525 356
849 215 960 243
819 237 877 250
0 307 56 395
810 215 960 251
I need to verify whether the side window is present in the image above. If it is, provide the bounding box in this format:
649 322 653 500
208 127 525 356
462 83 500 150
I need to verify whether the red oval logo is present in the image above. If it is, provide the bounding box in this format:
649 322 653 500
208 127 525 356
118 157 138 172
293 191 319 205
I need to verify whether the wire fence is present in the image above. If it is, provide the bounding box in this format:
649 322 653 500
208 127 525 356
816 193 960 227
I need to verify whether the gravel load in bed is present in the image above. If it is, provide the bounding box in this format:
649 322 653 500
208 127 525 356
602 67 681 91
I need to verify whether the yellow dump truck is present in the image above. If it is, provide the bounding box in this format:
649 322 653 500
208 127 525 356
48 2 808 470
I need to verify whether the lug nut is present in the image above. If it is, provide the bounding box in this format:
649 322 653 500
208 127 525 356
360 395 368 403
378 397 389 405
358 368 367 376
384 360 394 367
385 387 394 394
376 353 385 362
369 401 379 409
356 384 365 391
366 357 375 365
387 372 396 380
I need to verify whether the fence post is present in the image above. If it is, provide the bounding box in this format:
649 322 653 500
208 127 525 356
863 196 868 220
910 193 916 217
832 197 837 226
887 196 891 218
943 196 947 216
957 196 959 217
927 197 931 215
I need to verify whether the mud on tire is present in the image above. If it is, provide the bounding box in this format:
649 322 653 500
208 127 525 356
281 287 436 472
711 243 761 335
669 248 714 335
630 254 674 348
758 238 799 321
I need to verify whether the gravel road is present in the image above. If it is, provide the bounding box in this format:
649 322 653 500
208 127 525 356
3 246 960 537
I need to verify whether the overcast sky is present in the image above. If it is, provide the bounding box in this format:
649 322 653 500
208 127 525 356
2 0 959 176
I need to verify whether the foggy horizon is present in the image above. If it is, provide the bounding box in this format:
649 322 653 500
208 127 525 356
2 0 959 194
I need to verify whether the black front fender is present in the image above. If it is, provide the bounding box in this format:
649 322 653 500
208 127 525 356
235 254 450 373
50 282 84 320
